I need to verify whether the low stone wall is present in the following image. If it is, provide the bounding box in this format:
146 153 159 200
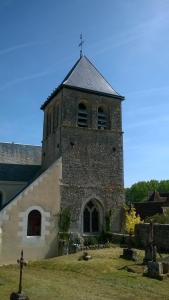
135 223 169 251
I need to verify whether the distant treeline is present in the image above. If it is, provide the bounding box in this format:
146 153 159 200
125 180 169 203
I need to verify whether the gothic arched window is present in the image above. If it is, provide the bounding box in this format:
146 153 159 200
27 210 41 236
78 103 88 128
83 200 101 233
98 106 108 129
0 192 3 209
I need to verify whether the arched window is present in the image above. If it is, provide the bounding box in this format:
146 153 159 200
0 192 3 208
98 106 108 129
78 103 88 127
27 210 41 236
83 200 101 233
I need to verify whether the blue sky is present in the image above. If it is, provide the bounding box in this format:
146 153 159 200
0 0 169 187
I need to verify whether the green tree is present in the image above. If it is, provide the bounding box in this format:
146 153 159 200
125 179 169 203
126 181 148 203
158 180 169 193
145 208 169 224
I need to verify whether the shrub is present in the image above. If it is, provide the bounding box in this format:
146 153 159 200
58 207 71 233
58 232 70 241
145 208 169 224
125 207 143 234
98 231 113 244
83 236 98 246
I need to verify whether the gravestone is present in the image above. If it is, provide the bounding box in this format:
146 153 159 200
142 223 169 280
120 231 138 261
160 256 169 273
121 248 137 261
143 222 157 264
146 261 163 280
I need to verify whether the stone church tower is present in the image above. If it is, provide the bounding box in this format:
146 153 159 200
0 55 125 263
41 55 125 233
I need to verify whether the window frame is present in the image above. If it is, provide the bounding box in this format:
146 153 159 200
27 209 42 237
18 206 50 244
77 102 88 128
97 106 108 130
83 200 102 234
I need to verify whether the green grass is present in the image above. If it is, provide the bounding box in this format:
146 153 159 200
0 246 169 300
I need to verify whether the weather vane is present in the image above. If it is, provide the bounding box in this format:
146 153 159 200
79 33 84 58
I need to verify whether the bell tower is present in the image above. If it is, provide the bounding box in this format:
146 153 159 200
41 55 125 233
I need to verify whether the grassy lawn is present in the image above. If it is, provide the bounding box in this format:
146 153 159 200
0 246 169 300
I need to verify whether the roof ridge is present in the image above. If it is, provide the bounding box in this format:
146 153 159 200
0 142 41 147
41 56 82 110
61 56 82 84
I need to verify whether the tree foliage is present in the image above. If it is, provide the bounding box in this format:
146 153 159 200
58 207 71 233
105 209 112 232
124 207 143 234
145 208 169 224
125 180 169 203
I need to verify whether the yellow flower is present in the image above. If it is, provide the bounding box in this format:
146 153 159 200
125 208 143 234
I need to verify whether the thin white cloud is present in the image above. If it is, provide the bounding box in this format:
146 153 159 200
126 85 169 97
0 40 52 56
0 70 56 92
90 10 169 56
125 114 169 130
0 56 71 91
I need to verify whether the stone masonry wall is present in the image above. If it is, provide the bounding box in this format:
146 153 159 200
60 88 124 232
0 143 41 165
135 223 169 251
42 90 62 170
0 159 62 264
42 87 125 233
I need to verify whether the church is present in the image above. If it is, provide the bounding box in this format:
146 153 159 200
0 54 125 263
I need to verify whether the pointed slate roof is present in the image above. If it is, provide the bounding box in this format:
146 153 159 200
63 56 119 95
41 55 124 109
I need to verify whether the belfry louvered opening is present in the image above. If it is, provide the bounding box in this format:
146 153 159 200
98 106 107 129
78 103 88 127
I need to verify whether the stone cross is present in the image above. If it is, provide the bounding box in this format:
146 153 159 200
17 250 27 294
10 250 29 300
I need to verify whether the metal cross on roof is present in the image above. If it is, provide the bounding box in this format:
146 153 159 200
79 33 84 58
